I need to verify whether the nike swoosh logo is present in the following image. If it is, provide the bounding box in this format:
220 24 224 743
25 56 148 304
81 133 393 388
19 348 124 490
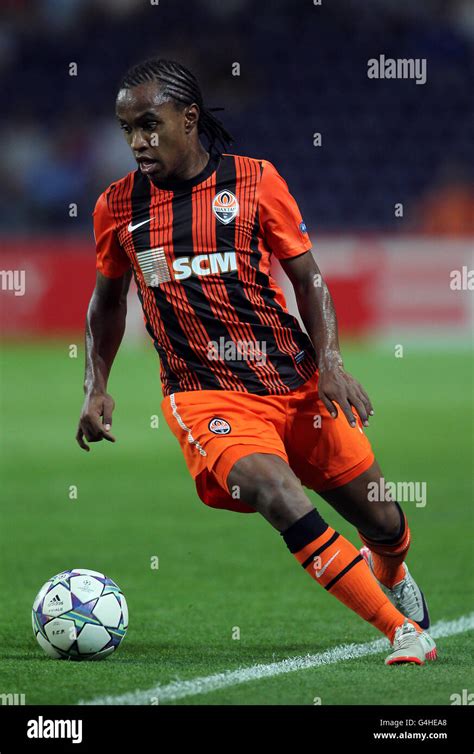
128 217 154 232
315 549 340 578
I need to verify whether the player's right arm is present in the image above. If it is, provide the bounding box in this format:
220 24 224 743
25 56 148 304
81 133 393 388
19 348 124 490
76 191 132 452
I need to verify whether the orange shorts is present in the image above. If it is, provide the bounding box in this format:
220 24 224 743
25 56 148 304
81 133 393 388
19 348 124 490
161 370 374 514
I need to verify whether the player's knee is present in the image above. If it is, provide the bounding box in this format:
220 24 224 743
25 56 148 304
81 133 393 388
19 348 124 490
227 454 311 528
366 503 402 541
253 473 303 528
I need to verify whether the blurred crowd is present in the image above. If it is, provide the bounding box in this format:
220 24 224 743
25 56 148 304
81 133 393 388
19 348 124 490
1 0 473 233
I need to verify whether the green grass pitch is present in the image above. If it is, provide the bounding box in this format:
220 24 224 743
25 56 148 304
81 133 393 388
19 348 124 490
0 340 472 705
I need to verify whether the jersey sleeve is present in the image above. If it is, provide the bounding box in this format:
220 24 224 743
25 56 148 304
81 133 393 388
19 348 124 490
257 160 312 259
93 191 131 278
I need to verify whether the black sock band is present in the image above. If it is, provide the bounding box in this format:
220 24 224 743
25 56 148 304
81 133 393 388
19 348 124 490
281 508 329 554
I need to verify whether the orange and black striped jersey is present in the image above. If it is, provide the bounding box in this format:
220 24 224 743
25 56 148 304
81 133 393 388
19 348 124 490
93 151 318 396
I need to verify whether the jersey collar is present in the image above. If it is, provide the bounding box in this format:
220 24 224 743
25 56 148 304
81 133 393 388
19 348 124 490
149 149 222 192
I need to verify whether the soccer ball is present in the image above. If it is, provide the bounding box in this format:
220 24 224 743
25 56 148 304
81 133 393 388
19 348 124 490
32 568 128 661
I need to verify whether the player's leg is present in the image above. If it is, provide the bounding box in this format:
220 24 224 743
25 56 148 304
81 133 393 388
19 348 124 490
320 458 409 587
284 371 431 631
163 387 435 663
226 452 313 529
225 451 431 657
320 458 430 628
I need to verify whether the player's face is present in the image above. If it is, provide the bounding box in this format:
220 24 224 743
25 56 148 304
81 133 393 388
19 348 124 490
116 82 198 183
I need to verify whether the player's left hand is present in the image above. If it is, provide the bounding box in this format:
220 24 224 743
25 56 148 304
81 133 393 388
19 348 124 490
317 365 374 427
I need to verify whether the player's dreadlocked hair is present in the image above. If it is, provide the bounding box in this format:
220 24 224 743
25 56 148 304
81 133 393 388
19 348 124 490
119 58 234 155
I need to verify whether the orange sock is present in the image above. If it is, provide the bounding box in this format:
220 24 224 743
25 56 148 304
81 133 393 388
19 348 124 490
358 504 410 588
282 510 420 643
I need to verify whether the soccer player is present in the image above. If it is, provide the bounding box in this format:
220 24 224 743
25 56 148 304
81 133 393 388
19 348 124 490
77 58 434 665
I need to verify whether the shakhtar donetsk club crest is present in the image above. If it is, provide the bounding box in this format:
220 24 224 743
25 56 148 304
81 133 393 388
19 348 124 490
212 190 239 225
208 417 231 435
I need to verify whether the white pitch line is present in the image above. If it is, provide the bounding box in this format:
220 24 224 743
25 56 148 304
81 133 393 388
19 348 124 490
79 612 474 705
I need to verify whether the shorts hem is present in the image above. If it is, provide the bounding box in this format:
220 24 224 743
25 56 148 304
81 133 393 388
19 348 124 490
214 444 289 494
313 452 375 493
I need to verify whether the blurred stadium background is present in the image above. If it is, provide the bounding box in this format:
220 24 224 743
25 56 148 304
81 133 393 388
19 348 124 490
0 0 473 705
1 0 473 340
1 0 473 341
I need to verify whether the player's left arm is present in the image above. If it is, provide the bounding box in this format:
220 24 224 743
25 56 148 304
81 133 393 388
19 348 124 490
281 251 373 427
258 159 373 427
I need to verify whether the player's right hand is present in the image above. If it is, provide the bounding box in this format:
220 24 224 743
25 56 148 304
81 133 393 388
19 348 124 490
76 392 116 452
